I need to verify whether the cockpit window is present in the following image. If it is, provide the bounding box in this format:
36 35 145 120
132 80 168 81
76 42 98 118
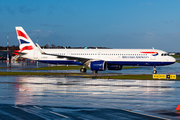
161 53 169 56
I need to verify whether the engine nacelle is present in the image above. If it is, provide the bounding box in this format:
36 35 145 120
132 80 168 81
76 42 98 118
90 61 107 71
108 65 123 70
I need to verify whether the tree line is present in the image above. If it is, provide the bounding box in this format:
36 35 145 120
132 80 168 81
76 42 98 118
0 45 19 51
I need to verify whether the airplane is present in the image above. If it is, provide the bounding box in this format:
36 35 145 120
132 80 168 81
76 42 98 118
15 26 176 74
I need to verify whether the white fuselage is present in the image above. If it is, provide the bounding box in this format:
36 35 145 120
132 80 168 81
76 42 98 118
21 48 176 66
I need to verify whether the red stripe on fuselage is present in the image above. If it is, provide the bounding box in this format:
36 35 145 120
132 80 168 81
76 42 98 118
17 30 28 39
141 52 158 54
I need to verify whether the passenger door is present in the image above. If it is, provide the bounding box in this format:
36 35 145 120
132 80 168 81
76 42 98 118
34 50 38 60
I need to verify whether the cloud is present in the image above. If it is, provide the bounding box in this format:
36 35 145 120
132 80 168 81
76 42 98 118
6 6 15 15
40 24 63 28
161 20 177 24
147 3 153 5
128 31 180 51
33 30 41 32
131 32 155 37
48 5 55 14
29 30 54 39
140 3 153 5
147 32 155 36
110 25 125 27
3 5 39 15
18 5 39 14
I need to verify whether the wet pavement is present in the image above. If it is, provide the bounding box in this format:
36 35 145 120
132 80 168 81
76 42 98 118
0 61 180 119
0 76 179 119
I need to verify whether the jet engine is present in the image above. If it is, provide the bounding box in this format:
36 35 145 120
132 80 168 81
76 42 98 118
90 61 107 71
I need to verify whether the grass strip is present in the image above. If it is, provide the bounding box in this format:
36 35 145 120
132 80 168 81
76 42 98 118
28 66 139 70
0 67 8 69
171 55 180 59
176 60 180 63
0 72 180 80
0 72 69 76
122 66 139 69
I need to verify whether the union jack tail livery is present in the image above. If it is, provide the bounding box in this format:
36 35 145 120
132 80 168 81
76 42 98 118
15 27 36 51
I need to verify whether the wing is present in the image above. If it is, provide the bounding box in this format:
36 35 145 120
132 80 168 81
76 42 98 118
36 43 92 64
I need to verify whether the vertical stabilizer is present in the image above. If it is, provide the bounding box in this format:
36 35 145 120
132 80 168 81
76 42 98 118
15 27 36 52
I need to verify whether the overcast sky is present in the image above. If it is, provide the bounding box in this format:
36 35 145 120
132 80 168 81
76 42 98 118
0 0 180 52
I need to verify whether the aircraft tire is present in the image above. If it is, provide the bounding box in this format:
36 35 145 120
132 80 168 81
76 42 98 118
80 68 87 73
153 70 157 74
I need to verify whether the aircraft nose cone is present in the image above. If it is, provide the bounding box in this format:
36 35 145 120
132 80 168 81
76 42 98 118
170 56 176 63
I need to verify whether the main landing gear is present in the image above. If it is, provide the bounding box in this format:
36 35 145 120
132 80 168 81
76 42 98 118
80 67 98 74
80 67 87 73
92 70 98 74
153 66 157 74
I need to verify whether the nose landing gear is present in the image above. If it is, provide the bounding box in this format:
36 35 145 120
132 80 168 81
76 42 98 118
80 67 87 73
153 66 157 74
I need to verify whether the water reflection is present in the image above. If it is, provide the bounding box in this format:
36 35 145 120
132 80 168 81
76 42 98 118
0 76 179 119
9 76 177 107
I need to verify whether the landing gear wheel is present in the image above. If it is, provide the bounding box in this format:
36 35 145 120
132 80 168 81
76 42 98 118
80 68 87 73
153 66 157 74
153 70 157 74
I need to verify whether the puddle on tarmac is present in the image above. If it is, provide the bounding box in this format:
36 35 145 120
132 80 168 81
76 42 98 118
0 76 179 119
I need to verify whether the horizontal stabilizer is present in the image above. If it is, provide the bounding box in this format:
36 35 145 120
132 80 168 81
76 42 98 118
13 52 27 55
